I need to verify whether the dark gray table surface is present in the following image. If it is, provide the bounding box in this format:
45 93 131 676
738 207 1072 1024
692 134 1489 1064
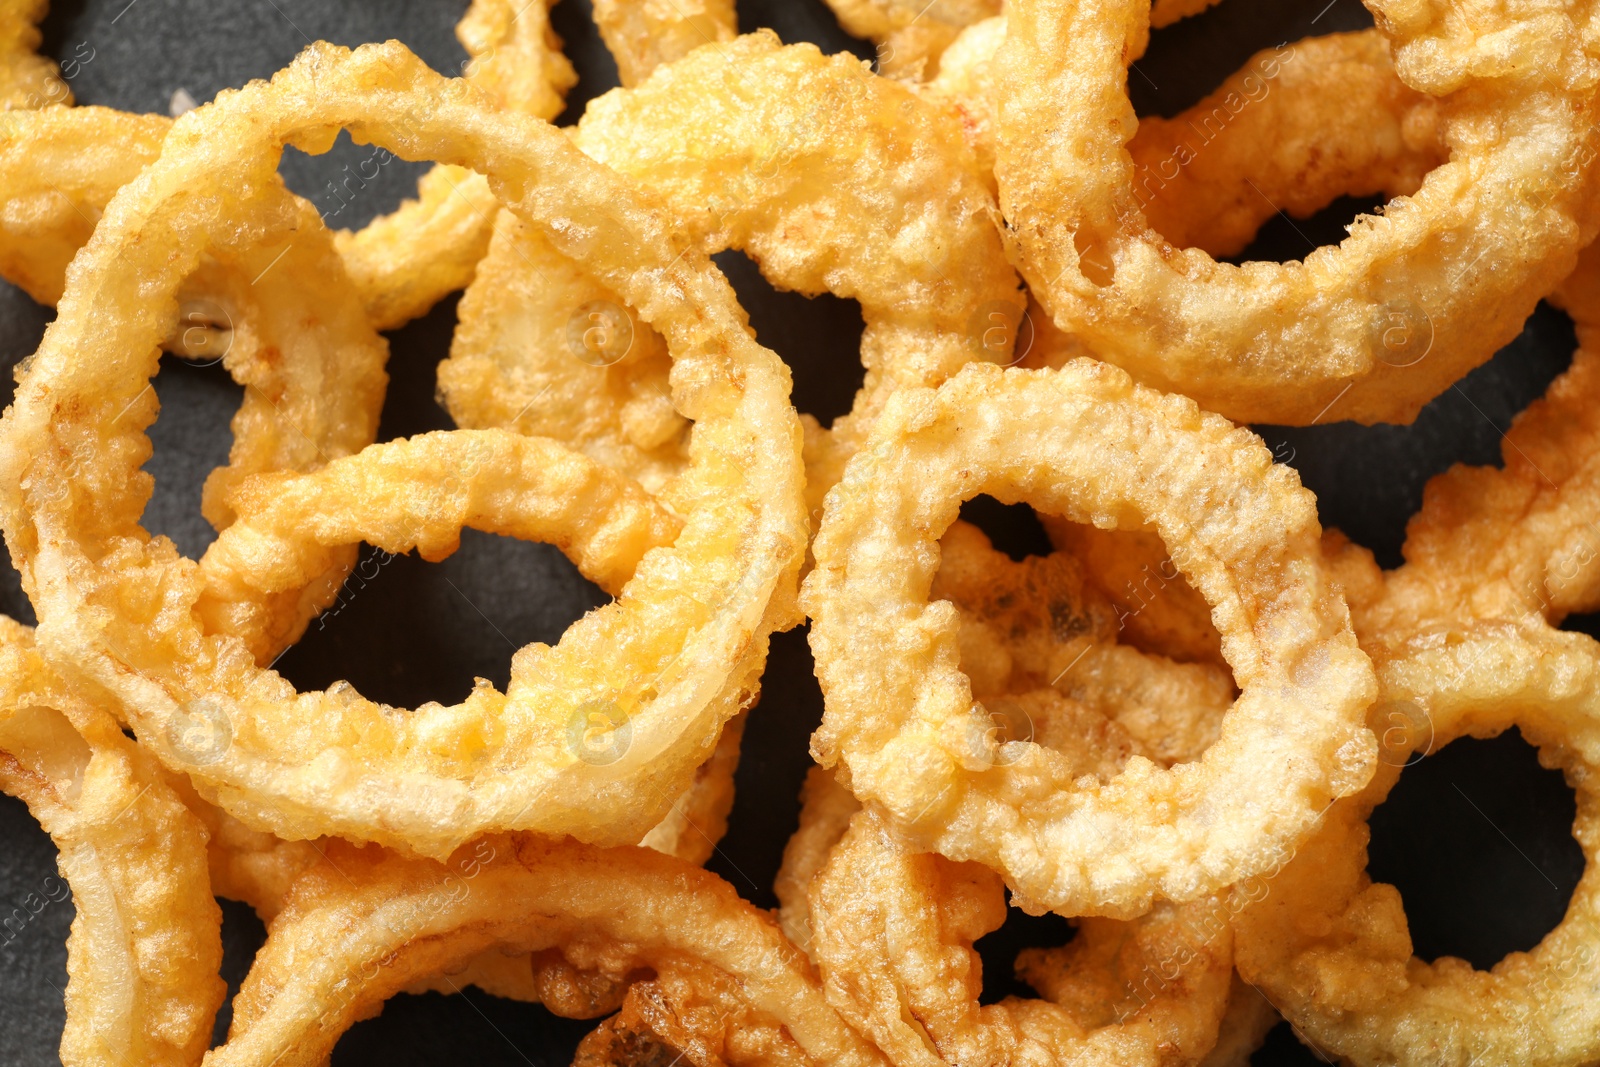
0 1 1588 1063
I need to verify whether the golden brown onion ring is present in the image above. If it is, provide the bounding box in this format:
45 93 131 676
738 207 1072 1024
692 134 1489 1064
439 33 1019 507
0 41 806 859
592 0 737 87
0 0 573 329
203 836 887 1067
996 0 1600 425
1235 624 1600 1067
0 618 224 1067
803 361 1377 916
196 428 680 661
0 105 389 654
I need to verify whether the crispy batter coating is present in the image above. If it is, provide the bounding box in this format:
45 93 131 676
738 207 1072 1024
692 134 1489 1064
1042 518 1225 667
1232 242 1600 1067
996 0 1600 424
1236 625 1600 1066
805 361 1377 916
0 42 807 859
1365 241 1600 636
0 618 224 1067
592 0 737 86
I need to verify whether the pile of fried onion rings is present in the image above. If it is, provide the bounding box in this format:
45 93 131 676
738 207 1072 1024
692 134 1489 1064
3 0 1600 1063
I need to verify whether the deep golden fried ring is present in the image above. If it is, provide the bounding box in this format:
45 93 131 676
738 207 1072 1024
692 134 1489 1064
592 0 737 86
0 0 573 329
804 361 1377 916
810 808 1235 1066
335 0 575 329
0 0 65 109
0 618 224 1067
439 33 1019 509
203 837 887 1067
1235 624 1600 1067
0 41 806 859
997 0 1600 425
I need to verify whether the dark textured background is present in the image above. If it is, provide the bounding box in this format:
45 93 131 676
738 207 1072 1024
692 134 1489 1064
0 0 1589 1063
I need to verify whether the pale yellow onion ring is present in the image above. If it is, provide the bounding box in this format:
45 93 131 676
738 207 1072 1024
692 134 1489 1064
591 0 737 87
0 41 806 859
803 361 1377 916
203 836 887 1067
996 0 1600 425
0 618 223 1067
439 33 1019 507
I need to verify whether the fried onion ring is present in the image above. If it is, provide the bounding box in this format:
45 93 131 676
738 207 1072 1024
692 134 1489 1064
1229 240 1600 1066
0 0 574 329
996 0 1600 424
1235 624 1600 1067
804 361 1377 916
438 33 1018 507
929 25 1445 260
592 0 737 87
0 618 224 1067
0 105 390 652
204 836 886 1067
0 41 806 859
